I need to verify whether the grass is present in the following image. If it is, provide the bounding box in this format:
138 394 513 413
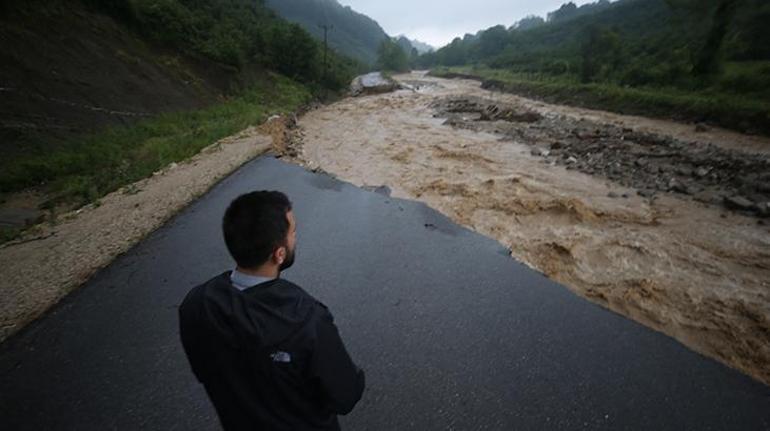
0 226 23 244
0 73 311 208
431 65 770 136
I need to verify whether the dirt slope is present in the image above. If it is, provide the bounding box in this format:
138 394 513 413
0 2 239 157
0 122 286 342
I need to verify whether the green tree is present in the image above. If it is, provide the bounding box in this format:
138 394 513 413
547 2 578 22
375 38 409 72
268 23 320 81
439 37 468 66
80 0 358 91
580 25 623 82
514 15 545 31
730 1 770 60
667 0 743 76
692 0 740 76
478 25 509 58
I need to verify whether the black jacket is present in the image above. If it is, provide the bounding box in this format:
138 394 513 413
179 271 365 431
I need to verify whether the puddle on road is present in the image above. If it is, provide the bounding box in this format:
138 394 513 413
305 171 344 192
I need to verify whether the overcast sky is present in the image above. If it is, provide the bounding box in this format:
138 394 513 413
340 0 596 48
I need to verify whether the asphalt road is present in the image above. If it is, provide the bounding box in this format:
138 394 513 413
0 156 768 430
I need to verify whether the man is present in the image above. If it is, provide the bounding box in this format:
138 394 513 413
179 191 365 430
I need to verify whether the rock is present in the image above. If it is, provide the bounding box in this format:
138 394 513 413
566 156 578 164
574 129 598 140
694 190 722 204
669 179 694 195
608 191 620 198
480 79 505 91
723 196 754 211
695 123 710 132
622 193 630 199
746 193 768 204
550 141 564 150
638 189 656 198
350 72 399 96
531 148 550 157
676 167 693 176
506 111 542 123
361 185 392 197
695 167 709 178
753 202 770 218
634 159 648 168
738 174 760 188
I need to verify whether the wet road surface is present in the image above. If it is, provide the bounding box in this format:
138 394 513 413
0 156 768 430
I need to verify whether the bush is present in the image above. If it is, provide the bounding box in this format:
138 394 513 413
130 0 197 46
198 20 248 66
717 62 770 95
542 59 571 75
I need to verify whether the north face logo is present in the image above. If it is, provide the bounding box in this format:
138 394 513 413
270 351 292 363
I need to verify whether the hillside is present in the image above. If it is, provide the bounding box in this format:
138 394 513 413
0 0 358 231
421 0 770 134
265 0 390 65
0 2 225 158
406 37 435 54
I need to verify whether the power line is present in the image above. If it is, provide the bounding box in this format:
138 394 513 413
318 24 333 79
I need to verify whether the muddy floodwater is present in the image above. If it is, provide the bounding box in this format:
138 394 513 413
287 72 770 385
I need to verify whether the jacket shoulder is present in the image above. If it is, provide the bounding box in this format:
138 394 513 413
275 278 329 310
180 272 230 309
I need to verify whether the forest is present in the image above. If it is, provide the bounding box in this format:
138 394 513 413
419 0 770 134
264 0 390 65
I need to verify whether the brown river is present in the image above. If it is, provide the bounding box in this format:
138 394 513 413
285 72 770 386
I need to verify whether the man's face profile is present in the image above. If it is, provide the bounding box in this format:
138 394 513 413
279 210 297 272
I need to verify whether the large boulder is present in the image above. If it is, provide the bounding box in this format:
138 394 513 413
350 72 399 96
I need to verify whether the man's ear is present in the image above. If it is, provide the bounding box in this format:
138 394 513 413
274 245 287 264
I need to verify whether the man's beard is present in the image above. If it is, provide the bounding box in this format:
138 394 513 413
279 245 296 272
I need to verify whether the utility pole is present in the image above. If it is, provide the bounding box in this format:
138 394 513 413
318 24 333 80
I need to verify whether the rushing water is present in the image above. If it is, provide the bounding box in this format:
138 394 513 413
290 72 770 385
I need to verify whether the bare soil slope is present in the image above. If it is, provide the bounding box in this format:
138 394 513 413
0 2 241 157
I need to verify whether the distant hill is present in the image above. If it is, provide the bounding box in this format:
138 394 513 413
393 36 415 55
264 0 390 65
422 0 770 135
392 35 435 63
425 0 671 67
422 0 769 72
400 36 435 54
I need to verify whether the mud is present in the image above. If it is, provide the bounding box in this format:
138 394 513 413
287 72 770 386
431 95 770 216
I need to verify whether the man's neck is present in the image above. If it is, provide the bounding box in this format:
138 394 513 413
236 265 279 279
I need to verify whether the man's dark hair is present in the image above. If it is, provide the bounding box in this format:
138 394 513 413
222 191 292 269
